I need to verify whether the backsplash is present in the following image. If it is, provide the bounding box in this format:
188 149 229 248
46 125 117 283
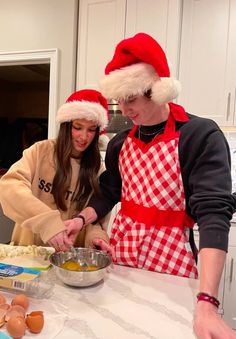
224 131 236 193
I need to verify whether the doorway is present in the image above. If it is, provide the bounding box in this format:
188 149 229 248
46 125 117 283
0 49 59 172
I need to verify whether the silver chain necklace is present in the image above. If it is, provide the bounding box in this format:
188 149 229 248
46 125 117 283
138 125 164 137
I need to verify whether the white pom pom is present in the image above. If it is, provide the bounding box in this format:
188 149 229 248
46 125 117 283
99 134 110 150
151 78 181 104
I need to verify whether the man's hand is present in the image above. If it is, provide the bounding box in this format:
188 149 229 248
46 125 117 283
48 230 72 252
92 238 116 262
64 217 84 244
193 301 236 339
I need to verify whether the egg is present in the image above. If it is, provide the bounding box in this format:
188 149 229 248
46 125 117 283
6 315 26 338
26 311 44 334
5 305 26 322
11 294 29 311
0 304 11 311
0 293 6 305
0 309 6 327
0 304 11 327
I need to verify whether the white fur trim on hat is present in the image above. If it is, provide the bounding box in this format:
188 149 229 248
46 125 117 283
151 77 181 104
99 62 181 104
56 100 108 130
98 133 110 149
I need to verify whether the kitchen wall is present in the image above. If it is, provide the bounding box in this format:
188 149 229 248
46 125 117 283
0 0 78 107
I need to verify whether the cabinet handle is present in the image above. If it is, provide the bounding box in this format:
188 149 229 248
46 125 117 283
226 92 231 121
229 258 234 284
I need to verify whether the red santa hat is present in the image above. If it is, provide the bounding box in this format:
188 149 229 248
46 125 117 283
56 89 109 148
99 32 181 104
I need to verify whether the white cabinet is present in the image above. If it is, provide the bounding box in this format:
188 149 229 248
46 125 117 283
178 0 236 127
125 0 181 78
76 0 182 90
106 202 120 236
222 224 236 329
76 0 126 90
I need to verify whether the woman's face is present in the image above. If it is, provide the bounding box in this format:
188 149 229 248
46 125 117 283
71 118 98 157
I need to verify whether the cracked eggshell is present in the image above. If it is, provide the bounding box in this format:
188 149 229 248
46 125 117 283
0 293 6 305
26 311 44 334
5 305 26 322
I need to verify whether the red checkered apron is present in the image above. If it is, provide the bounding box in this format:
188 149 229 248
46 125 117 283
110 104 198 278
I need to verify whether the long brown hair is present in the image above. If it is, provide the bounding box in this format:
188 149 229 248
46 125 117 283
51 122 101 211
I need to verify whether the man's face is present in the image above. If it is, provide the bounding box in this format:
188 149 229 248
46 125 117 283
118 95 159 126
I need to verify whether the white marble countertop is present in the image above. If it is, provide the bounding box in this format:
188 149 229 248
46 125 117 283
1 264 199 338
35 265 199 339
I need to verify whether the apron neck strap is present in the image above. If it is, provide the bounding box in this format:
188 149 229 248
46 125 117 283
164 103 189 135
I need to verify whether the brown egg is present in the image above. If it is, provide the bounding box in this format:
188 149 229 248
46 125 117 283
0 303 11 311
0 308 6 327
26 311 44 334
6 316 26 338
11 294 29 310
5 305 26 322
0 304 11 327
0 293 6 305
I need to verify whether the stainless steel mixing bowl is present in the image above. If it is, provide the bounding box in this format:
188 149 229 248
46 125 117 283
49 247 112 287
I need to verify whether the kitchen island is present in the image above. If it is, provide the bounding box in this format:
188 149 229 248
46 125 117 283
20 264 199 339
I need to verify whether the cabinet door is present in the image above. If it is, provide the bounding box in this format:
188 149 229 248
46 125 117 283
229 0 236 124
223 245 236 329
125 0 182 77
76 0 126 89
178 0 236 126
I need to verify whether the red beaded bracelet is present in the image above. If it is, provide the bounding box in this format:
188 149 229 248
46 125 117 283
197 292 220 308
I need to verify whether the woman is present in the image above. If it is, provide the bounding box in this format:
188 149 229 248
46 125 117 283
0 89 111 253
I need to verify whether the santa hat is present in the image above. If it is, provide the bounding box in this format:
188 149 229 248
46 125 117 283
99 32 181 104
57 89 109 148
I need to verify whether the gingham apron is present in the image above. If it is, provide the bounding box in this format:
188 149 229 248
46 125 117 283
110 104 198 279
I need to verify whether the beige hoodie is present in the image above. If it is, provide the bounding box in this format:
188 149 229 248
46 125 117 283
0 139 109 247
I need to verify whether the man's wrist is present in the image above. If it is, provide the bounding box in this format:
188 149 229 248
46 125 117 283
196 292 220 308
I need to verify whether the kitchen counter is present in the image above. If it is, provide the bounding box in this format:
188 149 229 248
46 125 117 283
15 264 199 339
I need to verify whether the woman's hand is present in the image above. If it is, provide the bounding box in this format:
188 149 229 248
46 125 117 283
48 230 72 252
92 238 116 262
193 301 236 339
64 217 84 244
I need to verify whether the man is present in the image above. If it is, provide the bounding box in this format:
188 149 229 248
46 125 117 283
61 33 236 338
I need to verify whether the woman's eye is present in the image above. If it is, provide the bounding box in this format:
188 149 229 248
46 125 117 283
72 125 96 133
